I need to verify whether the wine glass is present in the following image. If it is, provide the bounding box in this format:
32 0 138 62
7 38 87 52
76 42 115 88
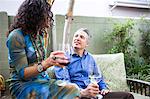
90 74 101 85
58 43 71 66
89 65 103 99
57 43 71 86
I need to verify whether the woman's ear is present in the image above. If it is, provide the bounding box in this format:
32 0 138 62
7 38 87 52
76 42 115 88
47 0 55 6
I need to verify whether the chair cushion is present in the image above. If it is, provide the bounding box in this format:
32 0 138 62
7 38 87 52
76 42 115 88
92 53 129 91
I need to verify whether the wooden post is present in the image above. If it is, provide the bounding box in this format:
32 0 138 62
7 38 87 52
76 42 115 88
62 0 75 51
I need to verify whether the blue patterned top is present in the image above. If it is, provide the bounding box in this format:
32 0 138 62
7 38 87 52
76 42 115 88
6 29 80 99
7 29 49 82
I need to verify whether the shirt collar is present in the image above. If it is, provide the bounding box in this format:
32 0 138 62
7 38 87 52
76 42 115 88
70 47 88 56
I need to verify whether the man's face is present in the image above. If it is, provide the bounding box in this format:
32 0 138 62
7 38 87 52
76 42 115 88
72 30 89 50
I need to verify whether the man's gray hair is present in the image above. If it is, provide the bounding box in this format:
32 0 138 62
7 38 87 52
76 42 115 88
76 28 92 38
75 28 92 44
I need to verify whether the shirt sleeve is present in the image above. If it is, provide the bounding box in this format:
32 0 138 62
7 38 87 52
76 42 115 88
6 31 28 79
92 58 107 90
54 66 70 81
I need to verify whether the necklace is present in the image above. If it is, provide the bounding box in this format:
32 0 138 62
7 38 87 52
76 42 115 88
30 34 45 63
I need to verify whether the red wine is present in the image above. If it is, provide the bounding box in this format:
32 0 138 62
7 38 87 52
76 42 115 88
60 62 70 66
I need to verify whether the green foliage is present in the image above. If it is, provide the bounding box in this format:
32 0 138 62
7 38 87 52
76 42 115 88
139 19 150 64
105 19 135 54
128 64 150 81
105 19 150 82
127 63 150 75
105 19 137 68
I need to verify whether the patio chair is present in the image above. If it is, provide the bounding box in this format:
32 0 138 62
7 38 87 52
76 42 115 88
92 53 150 99
47 53 150 99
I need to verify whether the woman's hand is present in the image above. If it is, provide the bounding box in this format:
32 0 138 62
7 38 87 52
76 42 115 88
42 51 69 69
24 51 68 79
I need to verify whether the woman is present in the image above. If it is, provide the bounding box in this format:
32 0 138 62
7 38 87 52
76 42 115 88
6 0 80 98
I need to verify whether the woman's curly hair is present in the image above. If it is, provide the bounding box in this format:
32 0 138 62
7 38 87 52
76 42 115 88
7 0 53 37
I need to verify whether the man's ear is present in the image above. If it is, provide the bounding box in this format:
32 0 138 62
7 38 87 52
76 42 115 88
86 44 89 47
86 40 89 47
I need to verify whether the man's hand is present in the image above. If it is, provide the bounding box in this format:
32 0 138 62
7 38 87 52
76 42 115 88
80 83 100 98
100 89 110 95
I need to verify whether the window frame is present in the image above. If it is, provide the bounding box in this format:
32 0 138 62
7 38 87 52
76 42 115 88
109 0 150 9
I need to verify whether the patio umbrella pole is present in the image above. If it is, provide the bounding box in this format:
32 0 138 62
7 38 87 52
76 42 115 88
62 0 75 51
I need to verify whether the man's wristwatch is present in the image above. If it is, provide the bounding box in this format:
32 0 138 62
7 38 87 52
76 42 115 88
37 63 44 73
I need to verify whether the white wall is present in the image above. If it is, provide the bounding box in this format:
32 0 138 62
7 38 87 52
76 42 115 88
52 0 111 17
0 0 111 17
0 0 150 18
0 0 23 16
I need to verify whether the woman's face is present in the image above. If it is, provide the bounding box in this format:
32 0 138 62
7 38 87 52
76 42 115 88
45 11 53 28
45 17 51 28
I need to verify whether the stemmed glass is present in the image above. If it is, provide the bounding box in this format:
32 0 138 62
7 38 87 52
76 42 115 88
89 74 101 85
58 43 71 66
89 65 103 99
57 43 71 86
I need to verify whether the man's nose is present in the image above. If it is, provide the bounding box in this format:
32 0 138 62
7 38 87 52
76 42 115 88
76 36 80 40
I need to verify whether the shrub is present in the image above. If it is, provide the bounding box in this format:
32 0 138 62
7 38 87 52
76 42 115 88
105 19 150 82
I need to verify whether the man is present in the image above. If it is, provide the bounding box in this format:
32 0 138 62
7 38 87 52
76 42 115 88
54 28 134 99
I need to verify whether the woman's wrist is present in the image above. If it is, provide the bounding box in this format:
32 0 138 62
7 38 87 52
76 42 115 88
42 55 58 70
41 60 51 71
